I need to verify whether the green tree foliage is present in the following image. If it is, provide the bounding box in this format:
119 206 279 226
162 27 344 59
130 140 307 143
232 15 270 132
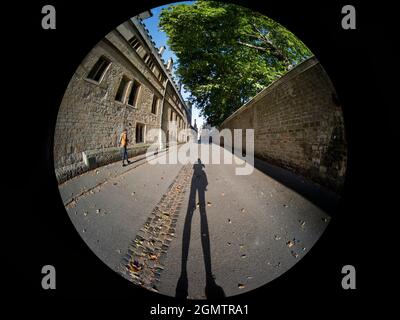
159 1 312 126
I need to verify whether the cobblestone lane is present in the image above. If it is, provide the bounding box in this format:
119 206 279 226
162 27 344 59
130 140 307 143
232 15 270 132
119 164 193 292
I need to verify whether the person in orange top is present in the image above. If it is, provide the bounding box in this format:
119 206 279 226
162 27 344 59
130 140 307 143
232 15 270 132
119 128 131 166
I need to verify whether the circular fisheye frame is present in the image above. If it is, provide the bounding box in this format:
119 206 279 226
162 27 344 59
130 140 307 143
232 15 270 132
54 1 346 299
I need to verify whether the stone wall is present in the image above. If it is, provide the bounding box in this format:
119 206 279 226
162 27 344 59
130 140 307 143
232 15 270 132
54 38 160 170
53 19 193 183
221 57 347 193
53 21 190 183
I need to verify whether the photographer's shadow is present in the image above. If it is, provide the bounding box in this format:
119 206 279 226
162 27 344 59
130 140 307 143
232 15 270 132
175 159 225 299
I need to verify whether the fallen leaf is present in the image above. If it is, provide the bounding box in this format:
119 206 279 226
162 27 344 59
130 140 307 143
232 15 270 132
128 261 141 273
287 240 294 248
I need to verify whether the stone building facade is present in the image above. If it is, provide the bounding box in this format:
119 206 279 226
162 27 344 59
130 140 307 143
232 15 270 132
220 57 347 193
54 12 191 183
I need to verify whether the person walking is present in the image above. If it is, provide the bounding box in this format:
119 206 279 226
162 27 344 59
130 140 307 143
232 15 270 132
119 128 131 166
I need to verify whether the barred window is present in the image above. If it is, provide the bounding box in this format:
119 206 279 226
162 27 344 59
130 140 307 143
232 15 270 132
128 36 142 51
128 81 140 106
151 96 159 114
115 76 130 102
158 72 166 84
87 56 110 82
147 59 155 70
136 123 145 143
144 55 154 70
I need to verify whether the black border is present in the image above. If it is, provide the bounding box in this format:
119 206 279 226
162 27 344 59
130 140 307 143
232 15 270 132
4 0 395 314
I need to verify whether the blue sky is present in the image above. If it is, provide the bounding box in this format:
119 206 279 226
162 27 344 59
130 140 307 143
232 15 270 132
141 1 204 128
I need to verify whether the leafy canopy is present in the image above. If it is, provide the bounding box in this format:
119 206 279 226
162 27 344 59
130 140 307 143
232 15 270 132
159 1 312 126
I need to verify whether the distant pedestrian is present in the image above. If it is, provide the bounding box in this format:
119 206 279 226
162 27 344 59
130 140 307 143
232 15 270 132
119 128 131 166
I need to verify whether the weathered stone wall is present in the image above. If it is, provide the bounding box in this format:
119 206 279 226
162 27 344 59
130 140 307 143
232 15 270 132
53 17 193 184
221 57 347 193
54 38 161 171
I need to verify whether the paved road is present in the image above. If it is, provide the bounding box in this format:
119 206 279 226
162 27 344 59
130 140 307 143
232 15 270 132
59 143 331 299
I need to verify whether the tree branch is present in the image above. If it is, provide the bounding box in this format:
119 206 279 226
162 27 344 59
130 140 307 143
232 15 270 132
250 23 290 66
237 40 269 52
237 39 288 64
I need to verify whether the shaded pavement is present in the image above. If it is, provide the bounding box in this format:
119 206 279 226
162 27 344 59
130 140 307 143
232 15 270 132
58 143 333 299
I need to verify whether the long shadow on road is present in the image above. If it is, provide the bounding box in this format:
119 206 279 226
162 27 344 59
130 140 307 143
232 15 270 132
175 159 225 299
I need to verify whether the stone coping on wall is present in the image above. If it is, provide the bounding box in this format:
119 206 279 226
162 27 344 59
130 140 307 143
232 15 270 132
220 56 318 128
